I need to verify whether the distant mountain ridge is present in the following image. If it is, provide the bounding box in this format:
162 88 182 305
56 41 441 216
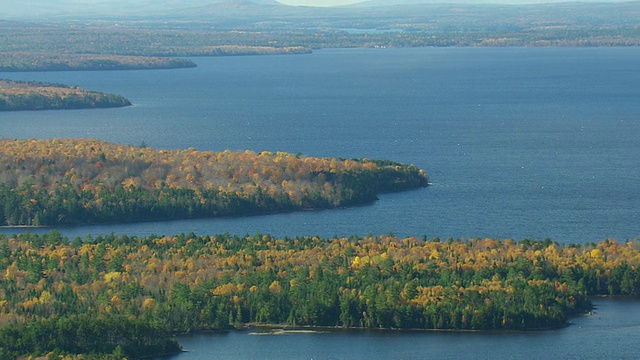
171 0 284 15
2 0 636 20
1 0 279 19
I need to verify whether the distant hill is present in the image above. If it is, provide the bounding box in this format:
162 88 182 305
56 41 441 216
171 0 287 17
3 0 636 20
0 0 624 20
1 0 281 19
166 0 640 30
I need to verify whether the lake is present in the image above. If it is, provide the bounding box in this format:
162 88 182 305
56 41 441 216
167 297 640 360
1 47 638 243
1 47 639 358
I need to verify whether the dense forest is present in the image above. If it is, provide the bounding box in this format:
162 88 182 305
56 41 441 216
0 138 428 226
0 80 131 111
0 231 639 358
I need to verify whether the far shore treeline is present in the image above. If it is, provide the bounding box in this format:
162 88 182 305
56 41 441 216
1 231 639 358
0 138 428 226
0 53 197 73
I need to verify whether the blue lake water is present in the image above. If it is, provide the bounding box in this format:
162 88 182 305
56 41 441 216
1 47 638 243
167 297 640 360
1 47 640 358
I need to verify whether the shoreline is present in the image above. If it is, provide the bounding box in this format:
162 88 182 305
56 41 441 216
178 321 571 337
0 188 425 230
0 225 46 229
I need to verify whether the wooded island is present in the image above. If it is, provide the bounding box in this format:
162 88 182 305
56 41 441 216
0 80 131 111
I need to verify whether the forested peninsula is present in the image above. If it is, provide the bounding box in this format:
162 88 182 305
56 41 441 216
1 231 639 358
0 80 131 111
0 53 196 72
0 138 428 226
